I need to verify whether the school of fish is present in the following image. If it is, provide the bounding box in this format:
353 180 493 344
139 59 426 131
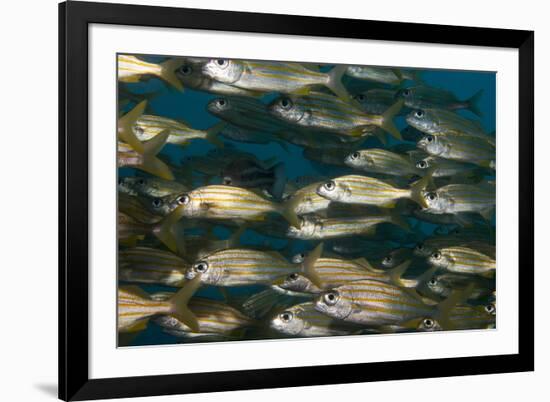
117 54 496 346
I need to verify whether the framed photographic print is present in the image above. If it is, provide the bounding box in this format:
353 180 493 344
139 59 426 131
59 1 534 400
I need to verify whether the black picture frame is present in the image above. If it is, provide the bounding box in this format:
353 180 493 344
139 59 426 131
59 1 534 400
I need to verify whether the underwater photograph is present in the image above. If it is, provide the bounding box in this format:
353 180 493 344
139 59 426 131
116 54 496 347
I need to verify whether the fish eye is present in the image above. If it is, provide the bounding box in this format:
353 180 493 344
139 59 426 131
350 152 360 160
137 178 145 186
288 273 299 281
355 94 366 102
118 178 123 185
426 192 437 201
426 135 434 143
323 180 336 191
432 251 442 260
280 98 293 110
422 318 434 329
177 194 190 205
382 256 392 264
402 89 411 97
485 304 496 314
178 64 193 75
134 126 144 135
415 110 425 118
223 177 232 185
194 261 208 273
416 160 428 169
428 278 437 286
152 198 163 208
323 292 339 306
415 243 424 251
217 98 227 107
280 311 293 322
215 58 228 67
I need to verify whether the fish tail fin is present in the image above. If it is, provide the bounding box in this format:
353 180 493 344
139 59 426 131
280 196 302 229
139 130 175 180
271 162 287 200
170 276 202 332
160 58 185 91
436 284 475 330
409 167 434 208
388 260 412 287
373 128 388 146
386 209 411 232
205 122 226 148
381 99 404 140
118 100 147 153
326 65 352 101
153 205 186 253
466 89 484 117
301 243 323 287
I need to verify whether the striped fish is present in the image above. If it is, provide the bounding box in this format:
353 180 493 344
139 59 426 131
286 212 408 240
303 146 356 167
407 108 493 143
118 177 189 199
345 66 420 85
396 86 483 117
428 246 496 277
118 54 184 91
184 248 302 287
352 89 402 115
153 297 257 338
117 277 201 334
119 247 189 287
411 153 485 179
269 302 361 337
316 174 430 208
288 181 332 216
117 130 174 181
345 149 421 177
134 114 224 147
417 133 495 168
314 279 439 326
268 91 403 140
421 182 495 219
202 59 350 100
118 192 162 224
163 185 300 228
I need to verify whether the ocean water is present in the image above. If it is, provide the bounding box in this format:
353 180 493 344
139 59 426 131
118 56 496 346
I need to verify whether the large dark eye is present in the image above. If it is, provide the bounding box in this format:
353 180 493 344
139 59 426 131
382 256 392 264
423 318 434 329
432 252 442 260
428 278 437 286
137 178 145 186
402 89 411 97
415 110 424 118
323 181 335 191
194 261 208 273
415 243 424 251
216 59 228 66
426 135 434 143
323 292 338 306
223 177 232 185
178 65 193 75
289 273 299 281
280 98 293 110
355 94 366 102
280 312 293 322
217 98 227 107
485 304 496 314
152 198 163 208
177 194 190 205
350 152 360 160
416 160 428 169
426 192 437 201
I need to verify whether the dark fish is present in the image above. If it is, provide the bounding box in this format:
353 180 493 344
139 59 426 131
222 158 286 200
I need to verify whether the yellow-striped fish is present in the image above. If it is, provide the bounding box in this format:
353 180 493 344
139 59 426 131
421 182 495 220
316 174 430 208
417 272 495 302
117 277 201 335
118 54 184 91
269 302 361 337
119 247 190 287
117 130 174 180
286 212 409 240
153 297 258 339
118 192 162 224
185 248 318 287
202 59 350 100
346 66 420 85
118 100 148 154
163 185 301 228
134 114 225 148
344 148 422 177
288 181 332 216
118 177 189 199
268 91 403 140
314 278 463 327
428 246 496 277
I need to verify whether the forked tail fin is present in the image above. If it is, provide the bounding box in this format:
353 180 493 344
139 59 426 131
118 100 147 154
170 275 202 332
